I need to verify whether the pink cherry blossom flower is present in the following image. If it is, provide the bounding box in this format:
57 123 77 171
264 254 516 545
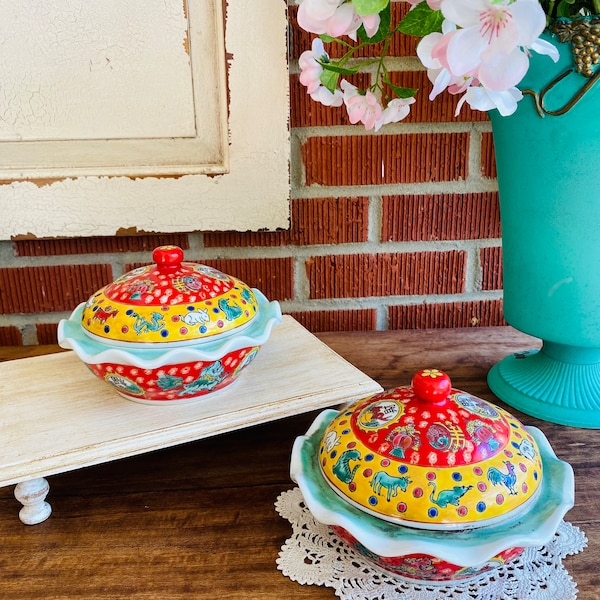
455 84 523 115
311 84 345 106
341 80 383 130
374 97 416 131
295 0 564 127
360 13 381 38
297 0 380 40
439 0 557 91
298 0 361 39
418 30 461 100
299 38 344 106
418 28 477 104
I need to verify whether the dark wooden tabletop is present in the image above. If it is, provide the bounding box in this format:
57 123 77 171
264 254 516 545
0 327 597 599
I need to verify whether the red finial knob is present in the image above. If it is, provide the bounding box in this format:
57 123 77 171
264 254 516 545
153 245 184 272
412 369 452 404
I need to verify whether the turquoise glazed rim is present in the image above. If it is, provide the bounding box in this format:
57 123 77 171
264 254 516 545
290 409 574 568
58 289 282 368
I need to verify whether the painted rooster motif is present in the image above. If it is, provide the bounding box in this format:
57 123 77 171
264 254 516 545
486 461 518 496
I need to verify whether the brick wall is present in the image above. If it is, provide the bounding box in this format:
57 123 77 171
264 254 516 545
0 3 504 346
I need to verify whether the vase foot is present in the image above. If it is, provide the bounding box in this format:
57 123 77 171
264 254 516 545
488 342 600 428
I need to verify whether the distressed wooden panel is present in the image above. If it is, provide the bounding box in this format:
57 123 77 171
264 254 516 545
0 0 227 177
0 0 290 239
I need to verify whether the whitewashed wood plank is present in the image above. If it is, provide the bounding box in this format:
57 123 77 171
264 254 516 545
0 316 381 487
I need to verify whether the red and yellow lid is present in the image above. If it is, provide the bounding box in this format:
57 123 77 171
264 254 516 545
81 246 259 345
319 369 543 530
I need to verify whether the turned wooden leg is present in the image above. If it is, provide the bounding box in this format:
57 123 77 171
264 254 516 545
14 477 52 525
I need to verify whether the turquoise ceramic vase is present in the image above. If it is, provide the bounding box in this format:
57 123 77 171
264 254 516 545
487 18 600 428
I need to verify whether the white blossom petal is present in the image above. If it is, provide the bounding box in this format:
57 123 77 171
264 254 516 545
510 0 547 45
446 26 488 75
478 47 529 90
529 38 560 62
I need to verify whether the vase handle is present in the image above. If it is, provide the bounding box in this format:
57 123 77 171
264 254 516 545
523 66 600 117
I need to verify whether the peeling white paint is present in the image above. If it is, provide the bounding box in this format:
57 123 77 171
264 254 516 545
0 1 194 140
0 0 290 239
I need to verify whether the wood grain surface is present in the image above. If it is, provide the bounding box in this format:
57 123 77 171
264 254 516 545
0 327 598 599
0 316 381 488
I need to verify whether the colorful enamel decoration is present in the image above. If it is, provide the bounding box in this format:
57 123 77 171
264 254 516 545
58 246 282 404
290 370 574 584
82 245 259 345
319 369 543 530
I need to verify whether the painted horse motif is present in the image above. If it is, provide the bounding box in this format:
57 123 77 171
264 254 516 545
332 449 361 484
370 471 411 501
92 306 118 324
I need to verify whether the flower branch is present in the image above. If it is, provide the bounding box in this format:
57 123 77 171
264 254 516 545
297 0 598 129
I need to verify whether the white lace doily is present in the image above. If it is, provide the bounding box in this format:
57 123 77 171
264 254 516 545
276 487 587 600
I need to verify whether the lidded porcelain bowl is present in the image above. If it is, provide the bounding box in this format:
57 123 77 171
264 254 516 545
290 369 574 583
58 245 282 404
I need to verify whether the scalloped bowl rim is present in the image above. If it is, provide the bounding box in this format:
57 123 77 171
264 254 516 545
58 289 282 368
290 409 575 567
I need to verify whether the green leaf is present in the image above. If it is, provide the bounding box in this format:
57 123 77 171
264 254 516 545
319 34 337 44
320 62 359 75
397 2 444 37
385 82 418 99
357 3 391 42
556 0 574 15
320 68 340 94
352 0 389 17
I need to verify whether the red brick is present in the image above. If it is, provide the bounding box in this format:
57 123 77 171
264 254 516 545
307 251 466 299
13 234 189 257
385 71 487 124
36 323 59 345
203 229 290 249
0 326 22 345
382 192 500 242
0 264 113 314
481 246 503 291
481 132 497 179
288 309 377 333
389 299 506 329
205 197 370 247
201 258 293 301
126 257 294 302
302 133 470 186
292 196 370 245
